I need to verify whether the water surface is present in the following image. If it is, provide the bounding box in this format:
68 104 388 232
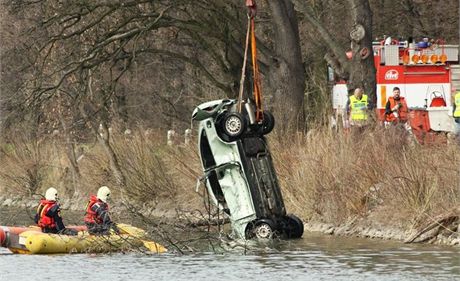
1 232 458 281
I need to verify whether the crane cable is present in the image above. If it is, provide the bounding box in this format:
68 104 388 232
237 0 263 122
237 15 252 114
250 16 263 122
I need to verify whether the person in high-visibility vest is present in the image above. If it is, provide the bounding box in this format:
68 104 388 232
346 87 369 127
453 91 460 136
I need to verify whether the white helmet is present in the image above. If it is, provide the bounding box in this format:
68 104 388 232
45 187 58 201
97 186 111 203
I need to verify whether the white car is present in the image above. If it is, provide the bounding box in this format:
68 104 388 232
192 99 303 239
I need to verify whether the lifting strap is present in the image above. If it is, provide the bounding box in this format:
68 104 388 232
250 16 263 122
237 0 263 122
237 16 252 114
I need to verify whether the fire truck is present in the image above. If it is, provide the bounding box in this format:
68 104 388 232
331 38 460 143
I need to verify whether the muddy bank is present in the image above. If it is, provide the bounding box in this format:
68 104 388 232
1 196 459 247
303 215 460 247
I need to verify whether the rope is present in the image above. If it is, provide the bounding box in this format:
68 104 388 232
250 17 263 122
238 1 263 121
237 15 252 113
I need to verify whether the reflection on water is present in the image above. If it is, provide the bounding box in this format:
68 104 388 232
1 232 458 281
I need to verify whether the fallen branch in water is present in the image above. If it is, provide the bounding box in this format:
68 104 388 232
186 218 230 228
405 208 459 243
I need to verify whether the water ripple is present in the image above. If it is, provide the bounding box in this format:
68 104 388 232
0 232 458 281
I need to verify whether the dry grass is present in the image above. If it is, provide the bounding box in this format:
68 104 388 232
271 125 460 227
0 129 204 211
110 130 203 210
1 125 459 230
0 136 70 197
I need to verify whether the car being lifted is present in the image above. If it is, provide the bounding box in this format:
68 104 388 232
192 99 304 240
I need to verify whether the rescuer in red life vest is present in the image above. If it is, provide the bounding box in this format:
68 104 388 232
84 186 118 234
34 187 66 234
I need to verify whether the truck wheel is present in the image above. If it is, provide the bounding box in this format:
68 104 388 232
221 112 246 139
260 111 275 135
284 214 304 239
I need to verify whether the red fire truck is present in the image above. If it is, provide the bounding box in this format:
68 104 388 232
331 38 460 143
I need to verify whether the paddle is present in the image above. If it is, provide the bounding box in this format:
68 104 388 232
115 223 167 253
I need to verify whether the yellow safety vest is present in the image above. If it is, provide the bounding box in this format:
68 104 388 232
350 94 369 120
454 92 460 118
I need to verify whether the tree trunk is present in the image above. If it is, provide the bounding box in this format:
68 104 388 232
293 1 351 81
81 72 127 187
347 0 377 108
115 85 129 130
266 0 306 132
80 103 127 188
293 0 376 107
96 121 126 187
59 118 81 196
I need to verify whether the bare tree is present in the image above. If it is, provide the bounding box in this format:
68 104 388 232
2 0 250 188
293 0 377 107
3 0 457 137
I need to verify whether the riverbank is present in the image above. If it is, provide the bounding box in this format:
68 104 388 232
1 195 458 247
1 126 459 247
304 214 460 247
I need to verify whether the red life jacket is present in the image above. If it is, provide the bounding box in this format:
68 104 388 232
84 195 108 224
386 96 409 122
37 199 57 229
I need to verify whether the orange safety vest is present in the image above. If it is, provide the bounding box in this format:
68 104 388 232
84 195 108 224
386 96 409 122
37 199 57 229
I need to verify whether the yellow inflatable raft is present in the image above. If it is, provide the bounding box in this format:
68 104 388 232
8 223 166 254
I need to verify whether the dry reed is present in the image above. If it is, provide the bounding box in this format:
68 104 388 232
271 125 460 228
1 125 458 230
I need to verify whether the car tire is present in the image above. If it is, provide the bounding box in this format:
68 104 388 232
245 219 276 239
254 221 274 239
260 111 275 135
220 112 246 140
284 214 304 239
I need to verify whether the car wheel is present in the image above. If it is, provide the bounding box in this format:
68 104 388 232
260 111 275 135
222 112 246 139
254 222 274 239
284 214 304 239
